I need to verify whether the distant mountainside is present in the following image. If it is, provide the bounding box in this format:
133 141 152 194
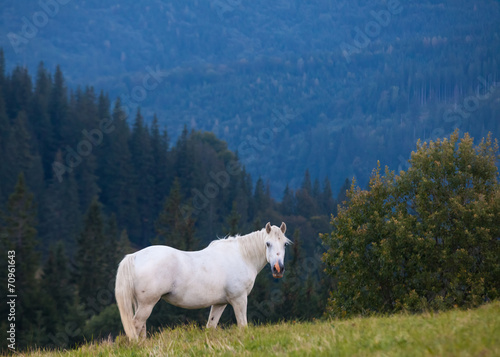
2 0 500 195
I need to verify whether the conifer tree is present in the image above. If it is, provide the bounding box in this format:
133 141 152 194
301 169 312 194
6 66 32 119
104 214 119 284
41 150 81 252
31 62 55 179
41 242 77 346
0 49 4 89
312 178 321 200
129 109 155 244
0 87 9 203
224 201 241 236
320 177 336 215
150 114 171 214
173 125 195 195
280 184 295 216
48 65 67 146
71 88 101 211
0 173 41 347
253 177 270 215
97 99 139 239
155 179 198 250
74 197 108 316
280 228 302 317
116 229 133 259
4 110 44 197
336 178 350 206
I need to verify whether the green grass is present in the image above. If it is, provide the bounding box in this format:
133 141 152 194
24 301 500 356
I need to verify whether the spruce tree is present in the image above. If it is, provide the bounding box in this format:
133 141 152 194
129 109 155 245
6 66 32 119
104 214 119 284
48 65 67 146
301 169 312 194
0 49 4 89
320 177 336 216
41 150 81 252
253 177 270 216
281 184 295 216
0 173 41 348
116 229 133 259
97 99 139 240
312 178 321 200
4 110 44 197
74 197 108 317
150 115 171 215
72 88 101 212
0 87 9 203
41 242 78 347
172 125 196 196
336 178 350 206
224 201 241 236
155 179 198 250
31 62 55 179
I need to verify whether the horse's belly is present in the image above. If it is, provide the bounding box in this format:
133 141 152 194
162 285 227 309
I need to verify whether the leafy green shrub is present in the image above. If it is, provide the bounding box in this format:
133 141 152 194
321 131 500 317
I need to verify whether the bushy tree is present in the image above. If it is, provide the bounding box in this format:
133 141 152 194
321 131 500 317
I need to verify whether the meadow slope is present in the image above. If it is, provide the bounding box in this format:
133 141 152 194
24 301 499 356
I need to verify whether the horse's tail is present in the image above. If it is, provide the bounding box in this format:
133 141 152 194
115 254 138 340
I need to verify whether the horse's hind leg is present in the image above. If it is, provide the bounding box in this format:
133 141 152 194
133 301 157 339
206 304 227 328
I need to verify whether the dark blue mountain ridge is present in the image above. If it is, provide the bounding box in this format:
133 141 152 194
1 0 499 196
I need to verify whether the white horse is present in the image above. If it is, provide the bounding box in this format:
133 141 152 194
115 222 291 340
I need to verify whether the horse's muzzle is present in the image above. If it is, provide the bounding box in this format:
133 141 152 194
272 261 285 278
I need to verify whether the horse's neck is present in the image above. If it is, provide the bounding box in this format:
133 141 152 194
238 230 267 272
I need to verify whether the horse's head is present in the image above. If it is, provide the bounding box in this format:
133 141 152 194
264 222 291 279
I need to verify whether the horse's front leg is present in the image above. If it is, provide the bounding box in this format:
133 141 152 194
206 304 227 328
229 295 248 327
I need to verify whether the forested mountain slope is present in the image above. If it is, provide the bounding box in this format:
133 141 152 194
2 0 499 193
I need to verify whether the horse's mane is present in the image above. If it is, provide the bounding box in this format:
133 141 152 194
209 229 267 263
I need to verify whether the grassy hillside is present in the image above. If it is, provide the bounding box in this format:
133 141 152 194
25 301 499 356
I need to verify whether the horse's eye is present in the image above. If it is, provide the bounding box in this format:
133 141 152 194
266 242 271 247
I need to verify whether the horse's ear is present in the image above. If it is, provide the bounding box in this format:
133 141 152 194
280 222 287 234
266 222 271 234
